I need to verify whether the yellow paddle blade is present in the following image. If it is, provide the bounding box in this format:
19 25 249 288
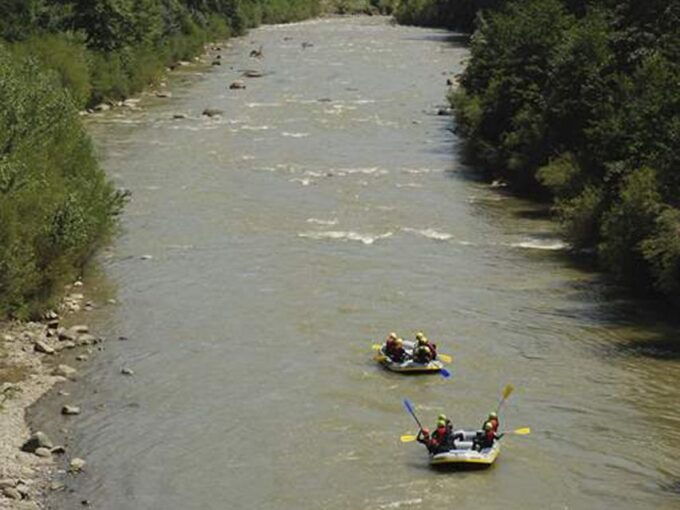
513 427 530 435
372 344 382 350
400 434 417 443
502 384 515 400
438 353 453 363
374 354 387 362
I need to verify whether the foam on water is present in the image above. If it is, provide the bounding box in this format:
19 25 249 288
510 238 569 251
402 227 453 241
298 230 393 245
306 218 339 226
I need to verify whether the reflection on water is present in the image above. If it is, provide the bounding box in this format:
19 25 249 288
31 16 680 510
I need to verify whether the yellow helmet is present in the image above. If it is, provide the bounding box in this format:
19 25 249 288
484 422 493 430
395 338 403 346
389 332 397 340
438 414 447 421
488 412 498 419
415 332 425 340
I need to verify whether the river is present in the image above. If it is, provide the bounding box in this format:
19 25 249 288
33 16 680 510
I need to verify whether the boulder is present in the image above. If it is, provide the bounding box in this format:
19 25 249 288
51 445 66 455
21 431 53 453
69 458 86 472
202 108 223 117
121 368 134 376
173 113 188 119
72 325 89 334
34 341 55 355
211 60 221 66
62 341 76 350
61 405 81 415
76 354 88 362
93 103 110 112
229 80 246 90
243 70 263 78
52 364 77 379
155 91 172 98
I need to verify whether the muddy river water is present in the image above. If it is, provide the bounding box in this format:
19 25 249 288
36 16 680 510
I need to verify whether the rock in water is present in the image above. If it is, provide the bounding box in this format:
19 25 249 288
21 431 53 452
229 80 246 90
202 108 224 117
62 405 81 415
121 368 135 376
69 458 86 472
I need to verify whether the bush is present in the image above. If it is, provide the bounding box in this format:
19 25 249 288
0 44 122 317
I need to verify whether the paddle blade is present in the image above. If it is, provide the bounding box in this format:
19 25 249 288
400 434 417 443
372 344 382 351
439 368 452 379
403 398 415 416
502 384 515 400
513 427 531 435
438 354 453 363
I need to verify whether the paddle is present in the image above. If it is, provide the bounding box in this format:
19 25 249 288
403 398 424 432
400 427 530 443
439 367 452 379
496 384 514 414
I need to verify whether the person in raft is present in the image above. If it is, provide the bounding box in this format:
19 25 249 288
414 332 437 362
482 412 499 433
385 332 398 356
389 338 408 363
474 422 504 451
416 428 436 454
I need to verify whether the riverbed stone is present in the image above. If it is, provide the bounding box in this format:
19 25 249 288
77 334 97 346
61 405 81 415
21 431 53 452
0 479 15 490
58 328 77 342
72 325 89 334
3 487 22 500
76 354 88 362
51 445 66 455
229 80 246 89
34 341 55 355
69 458 86 472
52 364 77 378
93 103 110 112
34 447 52 458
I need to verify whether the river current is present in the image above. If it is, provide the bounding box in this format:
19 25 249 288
35 16 680 510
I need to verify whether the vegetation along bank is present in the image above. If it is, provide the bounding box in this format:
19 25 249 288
397 0 680 300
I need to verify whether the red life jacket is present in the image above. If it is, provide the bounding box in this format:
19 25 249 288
432 426 447 445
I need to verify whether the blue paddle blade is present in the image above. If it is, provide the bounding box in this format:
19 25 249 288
403 398 415 415
440 368 452 379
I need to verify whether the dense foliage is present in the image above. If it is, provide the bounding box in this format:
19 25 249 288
0 0 321 317
395 0 500 31
0 0 321 107
452 0 680 297
0 44 124 317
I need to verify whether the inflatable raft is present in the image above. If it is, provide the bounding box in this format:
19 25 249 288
374 341 444 373
429 430 500 467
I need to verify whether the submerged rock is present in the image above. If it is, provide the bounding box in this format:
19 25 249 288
229 80 246 90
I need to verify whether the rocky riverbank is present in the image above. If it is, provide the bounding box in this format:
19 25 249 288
0 285 106 509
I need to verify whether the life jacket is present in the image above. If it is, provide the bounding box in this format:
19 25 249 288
432 426 448 445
